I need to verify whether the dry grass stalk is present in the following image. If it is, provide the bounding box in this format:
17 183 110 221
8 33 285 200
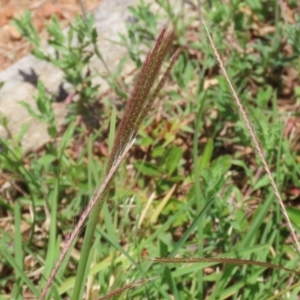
201 18 300 255
97 278 155 300
39 26 178 299
153 257 300 276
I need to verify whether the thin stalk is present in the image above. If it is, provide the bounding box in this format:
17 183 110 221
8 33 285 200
202 18 300 256
152 257 300 275
39 26 178 300
193 93 206 299
39 139 135 300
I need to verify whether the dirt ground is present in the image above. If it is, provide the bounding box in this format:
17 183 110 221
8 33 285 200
0 0 103 71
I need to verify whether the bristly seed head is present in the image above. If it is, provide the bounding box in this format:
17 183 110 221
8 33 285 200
108 25 177 170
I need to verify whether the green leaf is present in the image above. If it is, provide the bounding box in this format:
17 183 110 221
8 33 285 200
164 146 183 174
18 101 40 119
211 155 232 175
287 207 300 229
46 15 65 46
152 145 165 157
199 138 214 170
253 174 270 191
37 154 57 168
135 161 161 176
12 11 40 46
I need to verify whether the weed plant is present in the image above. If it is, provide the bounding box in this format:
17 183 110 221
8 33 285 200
0 0 300 299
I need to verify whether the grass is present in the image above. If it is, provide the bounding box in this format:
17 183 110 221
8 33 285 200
0 0 300 299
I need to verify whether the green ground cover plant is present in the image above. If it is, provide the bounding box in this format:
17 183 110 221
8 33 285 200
1 0 300 299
